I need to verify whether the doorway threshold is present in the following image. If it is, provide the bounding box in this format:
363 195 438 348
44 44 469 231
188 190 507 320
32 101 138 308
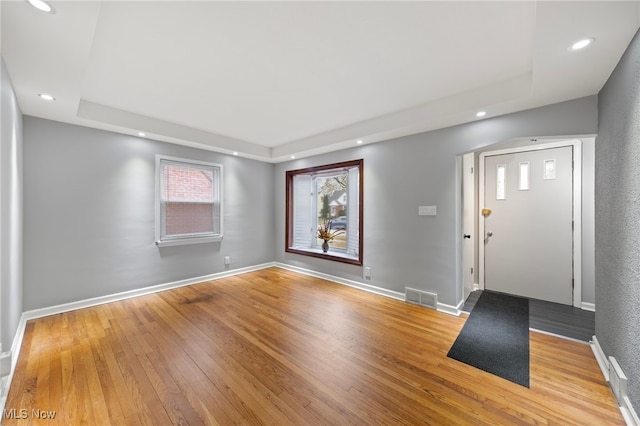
462 290 594 343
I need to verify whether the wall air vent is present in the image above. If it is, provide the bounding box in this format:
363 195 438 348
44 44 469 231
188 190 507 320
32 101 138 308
405 287 437 310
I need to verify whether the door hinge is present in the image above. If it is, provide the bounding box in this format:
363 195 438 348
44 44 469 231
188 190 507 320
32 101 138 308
471 167 474 174
572 278 575 289
572 220 574 231
471 267 474 275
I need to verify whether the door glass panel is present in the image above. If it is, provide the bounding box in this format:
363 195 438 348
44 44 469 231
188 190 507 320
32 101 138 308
544 159 556 180
496 164 506 200
519 162 530 191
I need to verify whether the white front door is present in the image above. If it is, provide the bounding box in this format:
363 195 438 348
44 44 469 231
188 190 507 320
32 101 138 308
483 146 574 305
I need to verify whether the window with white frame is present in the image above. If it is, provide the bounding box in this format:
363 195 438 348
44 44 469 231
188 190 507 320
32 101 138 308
155 155 222 247
286 159 362 265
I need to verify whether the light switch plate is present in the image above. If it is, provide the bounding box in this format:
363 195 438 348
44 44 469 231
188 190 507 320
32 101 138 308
418 206 437 216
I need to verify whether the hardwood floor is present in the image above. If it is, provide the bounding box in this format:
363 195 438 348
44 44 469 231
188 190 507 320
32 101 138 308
4 268 623 425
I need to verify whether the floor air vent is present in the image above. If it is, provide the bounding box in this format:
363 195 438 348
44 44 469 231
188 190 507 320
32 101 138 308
405 288 437 310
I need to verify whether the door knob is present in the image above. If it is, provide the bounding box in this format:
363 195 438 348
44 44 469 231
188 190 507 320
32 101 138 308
463 234 471 239
487 232 493 237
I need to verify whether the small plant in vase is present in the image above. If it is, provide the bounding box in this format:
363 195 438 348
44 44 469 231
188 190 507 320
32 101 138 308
317 221 344 253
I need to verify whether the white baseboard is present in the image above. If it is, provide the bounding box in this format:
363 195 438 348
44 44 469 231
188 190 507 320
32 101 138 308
581 302 596 312
0 314 27 417
0 376 8 419
274 263 405 301
591 335 639 426
620 396 640 426
21 262 276 322
273 263 462 316
591 335 610 381
438 299 463 316
621 396 640 426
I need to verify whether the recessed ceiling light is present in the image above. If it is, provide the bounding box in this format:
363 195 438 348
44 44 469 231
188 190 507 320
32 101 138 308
138 132 146 137
26 0 55 14
291 155 296 159
38 93 55 101
569 38 595 51
233 152 239 156
357 139 363 144
476 111 487 118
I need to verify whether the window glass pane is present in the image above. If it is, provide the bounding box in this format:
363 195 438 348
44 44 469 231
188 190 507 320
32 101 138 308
162 162 216 237
315 173 348 251
162 163 214 202
165 202 214 235
292 174 312 248
346 166 359 257
286 159 362 265
156 156 222 246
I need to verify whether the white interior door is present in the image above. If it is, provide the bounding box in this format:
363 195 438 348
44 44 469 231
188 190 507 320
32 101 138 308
483 146 573 305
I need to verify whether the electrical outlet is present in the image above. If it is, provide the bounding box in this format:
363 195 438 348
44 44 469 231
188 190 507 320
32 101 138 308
224 256 231 266
364 267 372 280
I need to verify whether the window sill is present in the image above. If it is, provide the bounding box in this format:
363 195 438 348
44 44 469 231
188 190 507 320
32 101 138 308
286 246 361 265
156 235 223 248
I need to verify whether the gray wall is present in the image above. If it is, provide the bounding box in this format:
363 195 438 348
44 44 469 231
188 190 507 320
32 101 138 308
275 96 597 307
595 28 640 410
23 117 275 311
581 138 596 305
21 97 600 316
0 57 23 350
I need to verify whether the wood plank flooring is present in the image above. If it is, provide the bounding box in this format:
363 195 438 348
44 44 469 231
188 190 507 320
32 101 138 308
4 268 623 425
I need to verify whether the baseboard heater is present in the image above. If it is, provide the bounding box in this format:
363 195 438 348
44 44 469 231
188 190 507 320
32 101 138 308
405 287 438 310
609 356 628 405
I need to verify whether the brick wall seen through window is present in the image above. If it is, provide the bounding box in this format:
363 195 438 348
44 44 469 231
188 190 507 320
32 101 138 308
163 165 214 235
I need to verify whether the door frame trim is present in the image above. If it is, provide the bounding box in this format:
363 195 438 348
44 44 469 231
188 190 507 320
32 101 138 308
461 153 476 299
478 139 582 308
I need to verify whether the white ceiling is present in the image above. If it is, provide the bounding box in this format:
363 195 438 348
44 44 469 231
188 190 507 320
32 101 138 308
2 1 639 162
